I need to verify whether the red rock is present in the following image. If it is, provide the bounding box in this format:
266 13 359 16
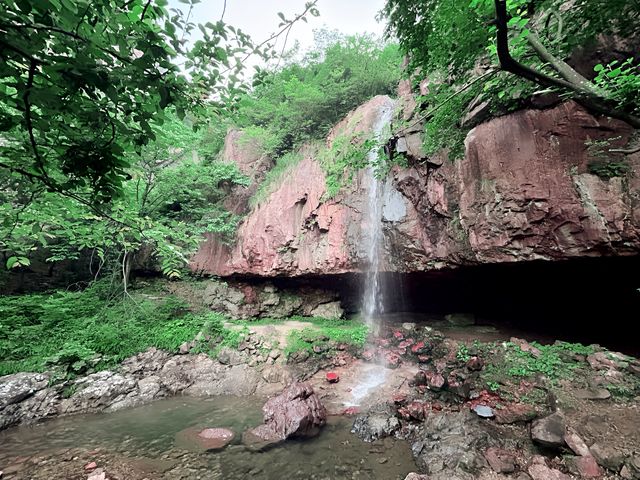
431 402 442 411
242 285 257 304
417 355 430 363
425 371 446 391
383 351 402 368
175 427 235 452
84 462 97 471
484 447 516 474
192 100 640 278
407 401 427 421
326 372 339 383
528 463 572 480
397 407 411 420
393 331 404 341
575 456 604 479
511 338 542 358
494 403 537 424
362 349 375 361
564 430 590 457
244 382 327 446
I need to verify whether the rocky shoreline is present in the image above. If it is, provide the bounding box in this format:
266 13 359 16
1 320 639 480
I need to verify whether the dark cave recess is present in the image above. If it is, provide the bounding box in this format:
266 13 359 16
261 256 640 354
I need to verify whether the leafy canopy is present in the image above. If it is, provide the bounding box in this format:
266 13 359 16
234 31 402 157
0 0 319 202
382 0 640 157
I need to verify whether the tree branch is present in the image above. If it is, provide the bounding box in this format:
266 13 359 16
220 0 318 76
23 60 45 175
140 0 152 21
526 33 604 97
493 0 640 128
1 23 135 65
220 0 227 21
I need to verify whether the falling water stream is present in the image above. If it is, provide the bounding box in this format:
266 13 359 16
347 100 396 407
362 101 396 329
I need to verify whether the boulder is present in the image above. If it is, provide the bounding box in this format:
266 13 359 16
511 338 542 358
411 411 490 478
216 347 247 366
466 356 484 371
425 371 446 391
243 382 326 449
0 372 49 409
574 387 611 400
530 413 566 449
567 455 604 479
59 371 137 414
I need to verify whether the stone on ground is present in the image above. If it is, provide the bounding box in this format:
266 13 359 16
530 413 566 448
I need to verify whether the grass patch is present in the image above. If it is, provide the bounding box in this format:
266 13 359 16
0 282 234 377
318 133 376 200
250 150 304 208
481 340 596 391
283 317 368 357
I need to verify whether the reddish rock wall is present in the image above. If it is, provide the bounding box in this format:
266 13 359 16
191 96 640 277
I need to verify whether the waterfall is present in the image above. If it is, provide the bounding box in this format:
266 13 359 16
362 101 395 331
345 99 395 407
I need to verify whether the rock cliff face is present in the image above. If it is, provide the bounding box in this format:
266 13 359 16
191 93 640 278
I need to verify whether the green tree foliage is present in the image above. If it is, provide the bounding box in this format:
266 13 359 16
234 31 402 157
382 0 640 157
1 0 323 281
0 0 319 202
1 114 248 282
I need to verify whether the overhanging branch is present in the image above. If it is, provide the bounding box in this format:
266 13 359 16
493 0 640 129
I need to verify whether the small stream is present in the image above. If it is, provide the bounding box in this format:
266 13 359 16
0 396 416 480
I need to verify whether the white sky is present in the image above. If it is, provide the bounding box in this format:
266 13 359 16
169 0 388 68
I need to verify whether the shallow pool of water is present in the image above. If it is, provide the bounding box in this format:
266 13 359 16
0 396 416 480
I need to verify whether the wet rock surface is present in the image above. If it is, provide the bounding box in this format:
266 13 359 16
409 411 492 480
0 347 282 430
243 382 327 450
1 318 639 480
351 404 401 442
192 98 640 278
